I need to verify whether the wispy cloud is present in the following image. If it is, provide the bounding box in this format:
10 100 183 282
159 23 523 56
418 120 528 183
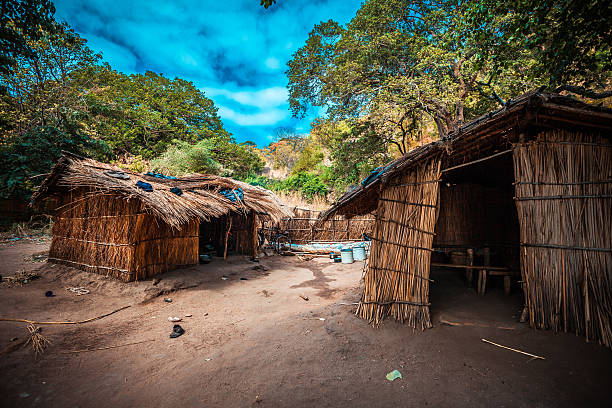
217 106 288 127
203 87 288 109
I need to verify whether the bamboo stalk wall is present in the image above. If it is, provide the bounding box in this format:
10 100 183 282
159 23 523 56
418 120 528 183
49 189 198 282
356 157 441 327
435 183 518 248
514 130 612 347
264 208 375 244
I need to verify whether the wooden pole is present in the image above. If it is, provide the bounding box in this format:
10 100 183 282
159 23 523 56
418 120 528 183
224 216 233 260
252 214 258 258
465 248 474 287
481 338 545 360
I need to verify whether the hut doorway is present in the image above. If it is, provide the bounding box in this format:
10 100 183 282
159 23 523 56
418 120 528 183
198 214 258 259
429 151 523 320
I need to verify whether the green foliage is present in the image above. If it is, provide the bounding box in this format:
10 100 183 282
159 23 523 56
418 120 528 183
72 67 230 158
0 0 56 75
243 174 282 190
244 172 328 201
310 118 390 193
113 155 149 174
150 137 263 179
264 128 310 171
299 175 329 200
150 140 220 176
207 136 264 179
281 172 328 200
465 0 612 92
1 20 102 138
0 126 108 199
290 141 324 175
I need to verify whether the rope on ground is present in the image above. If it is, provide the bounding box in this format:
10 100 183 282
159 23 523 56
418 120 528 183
0 305 131 325
63 339 155 354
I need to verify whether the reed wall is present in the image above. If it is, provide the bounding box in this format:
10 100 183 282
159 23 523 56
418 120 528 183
265 208 375 244
356 157 441 327
49 189 198 282
514 129 612 347
435 183 518 248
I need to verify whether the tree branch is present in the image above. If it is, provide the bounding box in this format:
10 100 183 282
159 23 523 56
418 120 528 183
554 85 612 99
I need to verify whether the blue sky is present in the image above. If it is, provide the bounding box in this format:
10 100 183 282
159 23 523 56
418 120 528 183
53 0 363 147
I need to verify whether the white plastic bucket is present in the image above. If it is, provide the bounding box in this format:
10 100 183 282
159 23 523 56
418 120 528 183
340 248 354 264
353 246 366 261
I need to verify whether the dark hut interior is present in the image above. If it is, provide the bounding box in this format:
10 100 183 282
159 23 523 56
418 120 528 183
433 152 521 294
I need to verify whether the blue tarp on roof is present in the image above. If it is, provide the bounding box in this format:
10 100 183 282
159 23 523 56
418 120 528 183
219 188 244 202
145 171 177 180
136 180 153 192
361 165 391 186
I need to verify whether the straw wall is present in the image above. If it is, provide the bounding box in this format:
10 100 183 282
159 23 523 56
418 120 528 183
356 157 441 327
230 213 258 257
49 189 198 282
514 130 612 347
265 208 374 244
435 183 518 248
131 217 198 280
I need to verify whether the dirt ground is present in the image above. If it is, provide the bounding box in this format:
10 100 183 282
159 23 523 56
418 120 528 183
1 239 611 408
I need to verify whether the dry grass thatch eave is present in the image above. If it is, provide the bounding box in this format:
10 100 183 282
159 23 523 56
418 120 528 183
32 154 292 228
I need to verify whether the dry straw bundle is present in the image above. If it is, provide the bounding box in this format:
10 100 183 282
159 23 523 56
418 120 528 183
25 324 50 357
357 157 441 328
514 130 612 347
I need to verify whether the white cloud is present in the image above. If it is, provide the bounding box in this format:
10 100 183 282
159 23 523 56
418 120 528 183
180 53 198 67
264 57 280 70
217 106 288 126
203 86 288 109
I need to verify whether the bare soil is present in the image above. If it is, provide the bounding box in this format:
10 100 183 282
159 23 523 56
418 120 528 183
0 240 610 407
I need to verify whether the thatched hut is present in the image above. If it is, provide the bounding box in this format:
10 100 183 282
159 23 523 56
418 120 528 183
318 90 612 347
32 153 292 282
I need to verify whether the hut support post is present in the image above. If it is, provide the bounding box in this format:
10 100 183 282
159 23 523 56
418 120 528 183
252 214 258 258
224 216 233 259
465 248 474 287
478 247 490 295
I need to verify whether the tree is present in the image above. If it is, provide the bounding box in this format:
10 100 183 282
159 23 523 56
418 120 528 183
260 0 276 8
1 20 102 139
0 18 108 198
0 0 56 75
151 137 264 179
71 66 230 158
265 127 310 171
287 0 542 150
0 126 107 199
466 0 612 99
